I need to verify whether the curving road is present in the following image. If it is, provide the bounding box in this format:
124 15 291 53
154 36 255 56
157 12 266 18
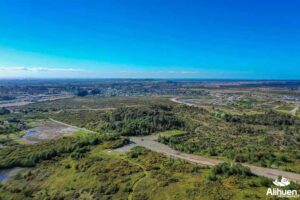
170 97 199 107
115 135 300 183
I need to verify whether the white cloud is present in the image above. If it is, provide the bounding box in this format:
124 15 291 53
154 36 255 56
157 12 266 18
119 70 202 75
0 66 83 72
0 65 252 79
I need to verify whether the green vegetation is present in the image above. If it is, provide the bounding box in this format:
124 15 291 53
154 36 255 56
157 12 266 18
105 105 184 136
0 133 127 168
232 99 256 109
0 113 31 145
0 118 27 135
0 108 10 115
0 109 48 144
0 145 281 200
23 96 175 111
51 110 106 130
159 107 300 172
218 111 297 126
157 130 186 137
49 96 300 172
0 144 142 200
1 91 300 199
276 105 295 112
52 105 185 136
206 162 252 181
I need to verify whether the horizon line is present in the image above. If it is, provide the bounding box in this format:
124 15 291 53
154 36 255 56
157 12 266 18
0 78 300 81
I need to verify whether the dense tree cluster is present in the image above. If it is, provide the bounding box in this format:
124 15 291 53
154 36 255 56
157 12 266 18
219 111 298 126
0 117 27 135
0 108 10 115
104 105 185 136
77 90 89 97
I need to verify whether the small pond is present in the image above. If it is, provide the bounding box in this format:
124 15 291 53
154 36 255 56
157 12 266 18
24 130 39 137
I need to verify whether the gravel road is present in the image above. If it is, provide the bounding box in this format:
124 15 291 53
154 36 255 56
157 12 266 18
114 135 300 183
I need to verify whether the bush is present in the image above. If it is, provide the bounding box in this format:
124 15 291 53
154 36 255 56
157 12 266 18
258 177 272 187
0 108 10 115
127 146 146 158
211 162 252 178
206 172 217 181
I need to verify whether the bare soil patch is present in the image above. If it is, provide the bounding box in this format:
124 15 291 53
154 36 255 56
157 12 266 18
22 121 77 143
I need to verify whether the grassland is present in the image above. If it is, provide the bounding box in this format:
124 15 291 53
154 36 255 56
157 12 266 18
1 141 286 200
36 96 300 173
1 93 299 199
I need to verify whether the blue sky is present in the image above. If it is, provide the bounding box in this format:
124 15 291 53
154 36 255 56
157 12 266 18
0 0 299 79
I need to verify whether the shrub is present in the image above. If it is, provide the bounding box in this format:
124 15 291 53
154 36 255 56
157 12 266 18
211 162 252 178
258 177 272 187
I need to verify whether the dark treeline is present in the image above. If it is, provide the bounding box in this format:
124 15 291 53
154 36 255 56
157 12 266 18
0 117 28 135
219 111 298 126
0 108 10 115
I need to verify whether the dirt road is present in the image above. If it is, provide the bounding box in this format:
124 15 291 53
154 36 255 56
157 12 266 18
170 97 198 107
115 135 300 183
290 104 299 116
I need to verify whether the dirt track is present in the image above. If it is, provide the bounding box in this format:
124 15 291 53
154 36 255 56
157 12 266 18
115 135 300 183
290 104 299 116
170 97 198 107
